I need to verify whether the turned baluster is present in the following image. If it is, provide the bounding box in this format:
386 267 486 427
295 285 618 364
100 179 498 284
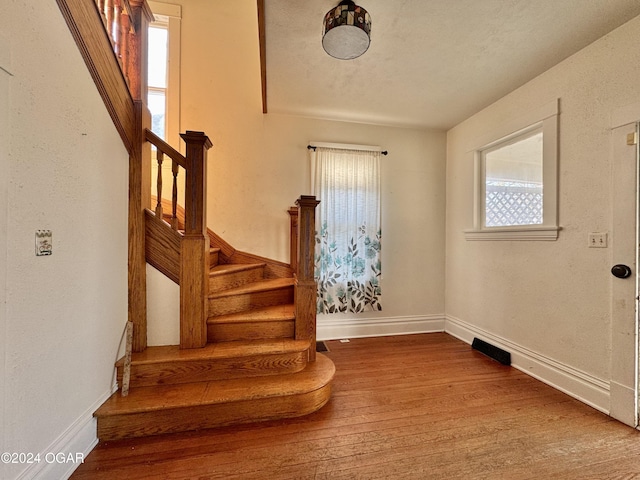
155 151 163 219
113 0 121 55
119 11 131 82
105 0 115 46
97 0 108 31
171 160 179 230
97 0 106 23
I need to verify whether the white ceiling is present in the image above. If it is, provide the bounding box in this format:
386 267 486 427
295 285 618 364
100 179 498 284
264 0 640 130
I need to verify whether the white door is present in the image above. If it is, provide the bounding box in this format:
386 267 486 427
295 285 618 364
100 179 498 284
609 122 639 427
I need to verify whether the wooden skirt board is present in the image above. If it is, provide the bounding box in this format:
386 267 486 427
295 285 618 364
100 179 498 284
72 333 640 479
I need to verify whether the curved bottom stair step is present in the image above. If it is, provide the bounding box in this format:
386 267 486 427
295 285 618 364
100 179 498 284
96 353 335 441
116 338 311 387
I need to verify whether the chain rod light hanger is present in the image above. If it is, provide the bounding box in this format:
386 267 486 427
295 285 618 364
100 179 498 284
322 0 371 60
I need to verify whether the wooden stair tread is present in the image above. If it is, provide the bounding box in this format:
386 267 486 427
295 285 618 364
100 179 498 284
208 304 295 324
97 354 334 417
209 277 294 298
209 262 266 276
116 338 310 367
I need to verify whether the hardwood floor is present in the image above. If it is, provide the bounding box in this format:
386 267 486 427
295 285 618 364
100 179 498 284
72 333 640 479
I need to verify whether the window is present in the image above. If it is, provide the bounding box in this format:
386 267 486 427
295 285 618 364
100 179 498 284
148 24 167 139
465 99 559 241
147 1 181 146
311 143 382 313
484 127 543 227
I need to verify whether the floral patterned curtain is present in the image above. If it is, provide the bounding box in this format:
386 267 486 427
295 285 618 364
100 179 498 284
312 147 382 314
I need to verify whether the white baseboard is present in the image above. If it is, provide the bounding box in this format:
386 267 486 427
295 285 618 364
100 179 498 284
445 315 610 415
15 388 114 480
609 381 637 427
317 314 445 341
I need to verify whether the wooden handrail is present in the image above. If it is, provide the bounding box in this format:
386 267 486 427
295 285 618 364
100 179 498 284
145 129 187 168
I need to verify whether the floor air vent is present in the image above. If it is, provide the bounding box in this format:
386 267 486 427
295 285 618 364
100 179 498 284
472 338 511 365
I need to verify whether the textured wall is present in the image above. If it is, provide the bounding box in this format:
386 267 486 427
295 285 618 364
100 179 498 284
1 1 129 478
446 15 640 385
0 26 10 480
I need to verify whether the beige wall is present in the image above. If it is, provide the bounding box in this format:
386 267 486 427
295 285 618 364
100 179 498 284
0 28 9 480
147 0 447 343
446 15 640 409
1 2 129 478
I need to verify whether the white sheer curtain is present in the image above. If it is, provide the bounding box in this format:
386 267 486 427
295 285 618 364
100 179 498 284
311 146 382 314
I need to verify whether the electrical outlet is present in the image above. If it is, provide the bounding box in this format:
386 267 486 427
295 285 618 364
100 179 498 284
588 232 607 248
36 230 52 256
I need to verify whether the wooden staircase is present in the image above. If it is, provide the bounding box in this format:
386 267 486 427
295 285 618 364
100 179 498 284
57 0 333 441
95 228 334 441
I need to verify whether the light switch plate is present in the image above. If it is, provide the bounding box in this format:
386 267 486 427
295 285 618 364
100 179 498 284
588 232 607 248
36 230 52 256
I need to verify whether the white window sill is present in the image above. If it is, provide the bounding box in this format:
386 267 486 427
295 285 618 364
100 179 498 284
464 226 561 241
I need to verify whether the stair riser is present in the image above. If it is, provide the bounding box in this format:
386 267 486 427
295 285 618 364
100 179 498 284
210 251 219 268
98 386 332 441
209 266 265 293
207 321 294 342
208 288 293 316
117 351 307 388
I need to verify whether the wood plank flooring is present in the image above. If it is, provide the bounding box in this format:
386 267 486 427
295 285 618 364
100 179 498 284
72 333 640 479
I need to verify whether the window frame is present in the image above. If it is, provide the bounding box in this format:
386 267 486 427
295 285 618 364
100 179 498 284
465 99 560 241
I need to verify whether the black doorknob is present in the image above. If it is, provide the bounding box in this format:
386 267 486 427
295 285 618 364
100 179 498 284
611 264 632 279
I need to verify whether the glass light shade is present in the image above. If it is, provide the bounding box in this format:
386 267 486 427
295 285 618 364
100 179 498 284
322 1 371 60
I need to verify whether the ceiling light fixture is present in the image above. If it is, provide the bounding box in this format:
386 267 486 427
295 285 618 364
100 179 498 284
322 0 371 60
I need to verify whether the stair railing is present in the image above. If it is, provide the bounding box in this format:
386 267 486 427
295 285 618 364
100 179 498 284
94 0 150 96
290 196 320 361
60 0 318 356
145 129 213 349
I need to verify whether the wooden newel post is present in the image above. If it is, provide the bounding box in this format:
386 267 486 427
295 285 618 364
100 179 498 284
129 102 151 353
294 195 320 361
288 207 299 273
179 131 212 349
126 0 152 353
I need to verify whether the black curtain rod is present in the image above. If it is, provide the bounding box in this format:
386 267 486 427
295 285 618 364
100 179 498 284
307 145 388 155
